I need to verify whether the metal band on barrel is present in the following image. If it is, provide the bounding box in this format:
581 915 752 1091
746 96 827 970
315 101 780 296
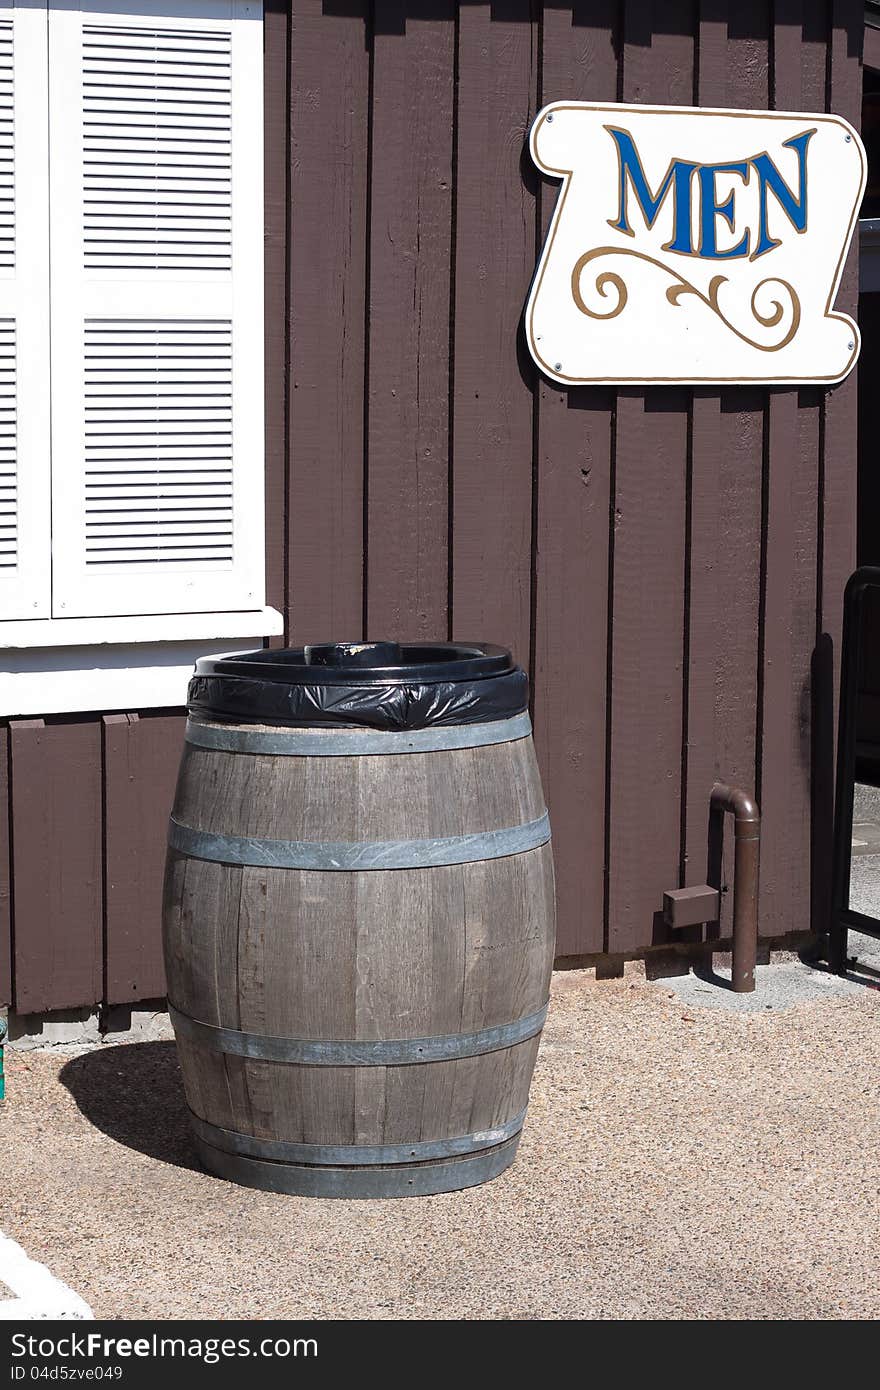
168 1001 548 1065
185 711 532 756
167 811 551 871
188 1108 526 1165
194 1134 521 1198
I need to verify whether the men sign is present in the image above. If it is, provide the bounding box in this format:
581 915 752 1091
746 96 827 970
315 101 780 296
525 102 865 386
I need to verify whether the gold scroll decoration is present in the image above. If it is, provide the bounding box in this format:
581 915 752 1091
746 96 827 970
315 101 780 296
570 246 801 353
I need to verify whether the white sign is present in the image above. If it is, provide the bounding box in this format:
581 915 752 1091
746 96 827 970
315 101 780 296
525 102 865 386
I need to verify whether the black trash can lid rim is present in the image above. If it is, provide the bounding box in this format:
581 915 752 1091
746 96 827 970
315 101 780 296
194 641 515 686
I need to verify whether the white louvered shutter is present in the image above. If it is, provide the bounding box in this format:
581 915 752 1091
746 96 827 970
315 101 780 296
49 0 265 618
0 0 51 621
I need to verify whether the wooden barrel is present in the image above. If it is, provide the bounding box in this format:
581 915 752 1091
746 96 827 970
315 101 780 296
163 642 555 1198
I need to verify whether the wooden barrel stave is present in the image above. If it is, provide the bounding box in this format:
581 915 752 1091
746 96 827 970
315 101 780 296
164 856 554 1039
171 735 547 843
163 713 555 1196
172 1036 542 1147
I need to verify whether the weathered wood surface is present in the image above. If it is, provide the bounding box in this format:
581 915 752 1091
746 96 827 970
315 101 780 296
686 7 767 941
172 733 546 841
9 720 102 1013
286 0 369 642
0 2 866 1012
263 0 290 635
451 1 537 663
103 712 184 1004
820 0 862 935
163 720 555 1155
607 10 688 958
0 725 10 1006
532 2 617 958
366 1 454 640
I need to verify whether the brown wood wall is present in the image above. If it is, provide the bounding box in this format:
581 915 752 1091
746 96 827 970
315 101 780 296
0 0 865 1014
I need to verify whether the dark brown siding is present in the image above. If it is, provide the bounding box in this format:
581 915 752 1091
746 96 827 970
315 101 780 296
819 2 862 930
0 727 10 1005
10 720 102 1013
286 0 368 643
533 2 618 958
452 2 538 671
263 0 290 631
0 1 866 1012
685 12 764 951
367 2 454 640
103 713 184 1003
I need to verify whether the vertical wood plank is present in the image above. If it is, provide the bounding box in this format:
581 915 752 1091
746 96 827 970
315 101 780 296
760 386 815 936
772 0 804 108
287 0 370 642
649 0 696 107
10 719 102 1013
820 0 862 906
800 0 833 916
685 382 722 901
756 1 823 938
0 726 10 1006
365 2 455 640
608 393 689 953
698 391 765 937
451 0 537 666
682 5 727 929
717 399 764 805
533 1 618 957
263 0 289 637
103 712 185 1004
685 2 762 937
799 0 829 111
815 0 862 941
607 3 692 954
725 0 771 107
707 1 772 943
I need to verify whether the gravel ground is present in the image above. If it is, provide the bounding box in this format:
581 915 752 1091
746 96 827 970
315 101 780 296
2 963 879 1321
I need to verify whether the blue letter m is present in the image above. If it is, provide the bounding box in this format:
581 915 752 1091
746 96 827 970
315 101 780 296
606 125 695 254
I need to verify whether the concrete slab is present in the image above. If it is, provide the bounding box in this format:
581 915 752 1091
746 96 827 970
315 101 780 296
853 782 880 821
849 786 880 922
8 1002 174 1053
8 1009 101 1051
848 854 880 923
656 930 880 1012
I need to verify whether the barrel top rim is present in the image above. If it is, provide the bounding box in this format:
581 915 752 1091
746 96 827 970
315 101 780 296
193 641 516 686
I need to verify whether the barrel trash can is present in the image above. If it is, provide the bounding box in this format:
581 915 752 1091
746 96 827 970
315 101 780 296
163 641 556 1198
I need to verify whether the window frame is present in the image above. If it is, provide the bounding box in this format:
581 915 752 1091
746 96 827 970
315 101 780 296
0 0 280 677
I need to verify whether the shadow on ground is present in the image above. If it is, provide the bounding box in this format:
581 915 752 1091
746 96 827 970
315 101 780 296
59 1042 200 1172
692 955 880 992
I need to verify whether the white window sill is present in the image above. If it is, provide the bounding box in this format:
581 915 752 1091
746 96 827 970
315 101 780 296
0 609 285 717
0 607 284 650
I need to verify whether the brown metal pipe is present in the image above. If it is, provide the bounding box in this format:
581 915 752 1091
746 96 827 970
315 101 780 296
710 783 761 993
